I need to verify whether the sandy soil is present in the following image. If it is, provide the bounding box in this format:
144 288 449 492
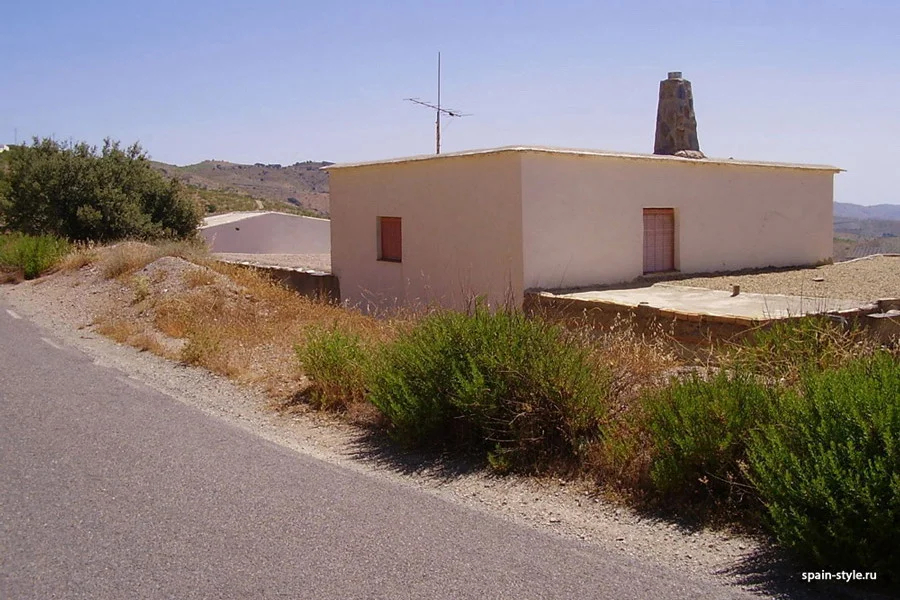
666 255 900 302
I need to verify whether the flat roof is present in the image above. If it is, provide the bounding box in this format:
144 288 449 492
200 211 329 228
547 284 865 321
324 145 842 173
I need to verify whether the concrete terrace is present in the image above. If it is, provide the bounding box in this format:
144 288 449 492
544 284 866 321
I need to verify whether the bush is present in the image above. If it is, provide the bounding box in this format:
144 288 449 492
0 233 70 279
748 352 900 581
0 138 199 242
296 327 371 410
369 307 610 471
644 369 777 505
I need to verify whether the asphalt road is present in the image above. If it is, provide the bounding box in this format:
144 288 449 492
0 304 756 599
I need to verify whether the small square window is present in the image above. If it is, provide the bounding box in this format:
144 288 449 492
379 217 402 262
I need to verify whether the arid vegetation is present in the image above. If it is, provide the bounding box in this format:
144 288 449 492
4 238 899 586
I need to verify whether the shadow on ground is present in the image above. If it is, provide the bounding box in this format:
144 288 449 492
717 546 896 600
344 427 487 483
342 424 896 600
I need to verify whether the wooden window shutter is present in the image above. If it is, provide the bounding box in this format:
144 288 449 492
379 217 402 262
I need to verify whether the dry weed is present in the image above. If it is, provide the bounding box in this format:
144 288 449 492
95 316 173 357
130 332 170 355
95 316 141 342
183 268 217 288
100 243 159 279
58 245 100 272
580 315 681 396
149 263 389 395
0 269 23 284
99 239 210 280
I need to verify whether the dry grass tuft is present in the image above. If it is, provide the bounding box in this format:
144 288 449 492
0 269 24 284
145 260 390 396
95 316 141 342
58 245 100 272
99 239 210 280
183 268 217 288
129 332 170 355
95 315 174 357
100 242 160 280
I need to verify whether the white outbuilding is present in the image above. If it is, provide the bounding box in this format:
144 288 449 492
199 211 330 255
326 146 840 312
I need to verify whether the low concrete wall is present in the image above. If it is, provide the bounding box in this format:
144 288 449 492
525 292 900 349
524 292 755 347
220 261 340 302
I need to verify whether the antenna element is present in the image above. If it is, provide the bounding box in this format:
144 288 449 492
405 52 469 154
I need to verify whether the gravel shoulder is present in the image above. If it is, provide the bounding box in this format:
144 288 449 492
1 268 869 599
666 255 900 302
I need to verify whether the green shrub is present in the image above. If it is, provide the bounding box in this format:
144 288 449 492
0 138 199 242
0 233 70 279
296 327 371 410
369 307 610 471
748 352 900 581
645 369 777 505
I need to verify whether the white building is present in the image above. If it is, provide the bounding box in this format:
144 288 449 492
326 146 840 312
199 211 330 255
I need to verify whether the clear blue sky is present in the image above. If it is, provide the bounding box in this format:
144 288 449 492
2 1 898 205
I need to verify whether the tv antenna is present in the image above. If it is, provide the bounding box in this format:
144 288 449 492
405 52 469 154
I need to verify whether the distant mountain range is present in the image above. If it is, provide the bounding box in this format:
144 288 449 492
151 160 332 216
832 202 900 259
834 202 900 221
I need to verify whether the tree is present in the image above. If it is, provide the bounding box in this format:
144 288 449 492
0 138 200 242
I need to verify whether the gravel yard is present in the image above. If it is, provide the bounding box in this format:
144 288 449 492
666 255 900 302
213 252 331 273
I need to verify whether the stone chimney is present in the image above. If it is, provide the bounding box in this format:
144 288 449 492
654 72 704 158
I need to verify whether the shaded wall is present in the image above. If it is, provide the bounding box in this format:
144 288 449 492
329 153 524 312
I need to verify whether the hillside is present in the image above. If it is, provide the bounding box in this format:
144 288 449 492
834 201 900 221
152 160 332 216
833 202 900 260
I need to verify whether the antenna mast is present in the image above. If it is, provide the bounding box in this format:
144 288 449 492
405 52 469 154
436 51 441 155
